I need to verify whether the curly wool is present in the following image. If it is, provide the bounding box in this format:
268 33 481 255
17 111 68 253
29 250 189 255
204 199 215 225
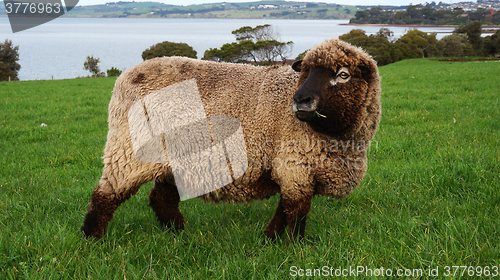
81 37 381 239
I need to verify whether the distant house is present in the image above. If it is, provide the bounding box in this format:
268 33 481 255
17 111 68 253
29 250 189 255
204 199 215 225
258 5 278 9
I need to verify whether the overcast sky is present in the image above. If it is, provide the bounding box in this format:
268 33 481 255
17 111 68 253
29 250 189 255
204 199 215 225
78 0 466 7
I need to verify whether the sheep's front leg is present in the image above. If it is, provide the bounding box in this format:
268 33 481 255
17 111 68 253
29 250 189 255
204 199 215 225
81 184 124 239
149 180 185 231
282 193 313 241
265 193 313 241
269 167 314 240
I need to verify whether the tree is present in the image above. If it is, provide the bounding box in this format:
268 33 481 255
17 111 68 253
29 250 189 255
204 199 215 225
232 24 293 64
351 10 369 23
375 28 395 41
295 49 309 61
232 24 276 42
83 55 104 77
252 39 293 65
396 29 438 58
203 41 251 63
0 39 21 81
339 29 398 66
339 28 442 65
454 21 483 56
203 24 293 65
436 34 473 57
339 29 370 42
483 29 500 57
142 41 197 60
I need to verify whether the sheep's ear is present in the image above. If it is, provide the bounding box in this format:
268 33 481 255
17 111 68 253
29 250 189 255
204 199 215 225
292 60 303 72
358 65 372 81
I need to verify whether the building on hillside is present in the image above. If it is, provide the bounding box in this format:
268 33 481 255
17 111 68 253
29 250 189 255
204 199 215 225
258 5 278 9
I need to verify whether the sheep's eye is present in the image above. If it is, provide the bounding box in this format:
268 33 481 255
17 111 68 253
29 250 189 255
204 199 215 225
339 72 349 79
332 67 350 85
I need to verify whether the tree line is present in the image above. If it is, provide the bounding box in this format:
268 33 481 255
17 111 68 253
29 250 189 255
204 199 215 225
337 21 500 66
2 22 499 81
350 5 500 26
142 22 499 67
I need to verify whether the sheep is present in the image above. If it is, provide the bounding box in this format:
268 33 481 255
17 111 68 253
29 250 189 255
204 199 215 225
81 38 381 240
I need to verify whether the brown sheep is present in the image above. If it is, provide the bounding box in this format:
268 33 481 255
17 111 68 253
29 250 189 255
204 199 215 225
81 38 381 240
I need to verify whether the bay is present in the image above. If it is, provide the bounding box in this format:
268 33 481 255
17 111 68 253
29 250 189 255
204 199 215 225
0 17 456 81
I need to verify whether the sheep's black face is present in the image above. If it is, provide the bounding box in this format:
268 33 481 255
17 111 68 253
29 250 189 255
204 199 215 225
292 67 333 122
292 61 372 136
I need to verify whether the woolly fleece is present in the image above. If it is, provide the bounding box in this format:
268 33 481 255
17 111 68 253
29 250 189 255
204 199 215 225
82 38 381 239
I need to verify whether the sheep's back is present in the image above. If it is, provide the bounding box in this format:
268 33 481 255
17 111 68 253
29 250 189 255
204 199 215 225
105 57 300 201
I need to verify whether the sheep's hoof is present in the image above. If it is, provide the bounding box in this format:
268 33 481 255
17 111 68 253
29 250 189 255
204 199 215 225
81 221 105 239
264 224 285 241
264 230 280 241
160 219 185 232
81 228 104 239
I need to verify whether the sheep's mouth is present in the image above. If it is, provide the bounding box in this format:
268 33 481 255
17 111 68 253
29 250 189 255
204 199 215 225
294 110 317 122
292 105 314 122
292 103 326 122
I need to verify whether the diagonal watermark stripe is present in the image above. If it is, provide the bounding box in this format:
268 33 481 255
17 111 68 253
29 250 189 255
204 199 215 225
4 0 79 33
128 79 249 201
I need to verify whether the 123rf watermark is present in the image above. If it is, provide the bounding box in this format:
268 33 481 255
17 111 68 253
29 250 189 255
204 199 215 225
290 265 500 278
3 0 79 33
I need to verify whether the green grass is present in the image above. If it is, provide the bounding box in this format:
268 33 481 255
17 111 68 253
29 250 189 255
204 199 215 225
1 59 499 279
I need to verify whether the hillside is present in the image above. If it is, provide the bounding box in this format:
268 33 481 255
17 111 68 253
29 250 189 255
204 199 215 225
350 4 500 26
62 1 360 19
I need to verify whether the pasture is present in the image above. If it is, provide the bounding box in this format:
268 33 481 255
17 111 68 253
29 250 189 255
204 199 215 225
0 59 499 278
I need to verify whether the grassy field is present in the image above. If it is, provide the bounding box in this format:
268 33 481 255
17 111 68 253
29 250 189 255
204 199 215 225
0 59 499 278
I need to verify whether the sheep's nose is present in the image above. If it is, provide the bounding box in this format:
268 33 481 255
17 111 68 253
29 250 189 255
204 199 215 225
293 95 312 105
292 91 318 112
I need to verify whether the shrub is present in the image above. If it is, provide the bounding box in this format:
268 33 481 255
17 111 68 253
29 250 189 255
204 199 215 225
142 41 197 61
106 67 122 77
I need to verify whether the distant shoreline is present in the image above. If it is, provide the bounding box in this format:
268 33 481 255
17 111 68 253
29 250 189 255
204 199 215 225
2 15 499 32
342 23 500 32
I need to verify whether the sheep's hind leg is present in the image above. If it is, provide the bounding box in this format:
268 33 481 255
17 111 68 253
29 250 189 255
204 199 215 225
264 196 287 240
81 184 125 239
149 180 185 231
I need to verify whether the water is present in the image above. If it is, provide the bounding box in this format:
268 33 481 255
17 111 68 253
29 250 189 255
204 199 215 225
0 17 457 81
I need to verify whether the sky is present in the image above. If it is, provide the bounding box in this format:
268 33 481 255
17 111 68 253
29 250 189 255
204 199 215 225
78 0 467 7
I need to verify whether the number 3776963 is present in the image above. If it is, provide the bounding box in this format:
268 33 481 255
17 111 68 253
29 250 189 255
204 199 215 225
5 2 62 15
